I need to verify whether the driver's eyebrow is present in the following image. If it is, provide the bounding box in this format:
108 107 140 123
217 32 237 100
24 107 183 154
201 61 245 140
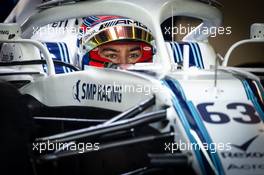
129 46 141 52
102 48 118 52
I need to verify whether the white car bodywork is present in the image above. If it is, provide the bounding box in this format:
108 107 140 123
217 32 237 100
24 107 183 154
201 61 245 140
0 0 263 175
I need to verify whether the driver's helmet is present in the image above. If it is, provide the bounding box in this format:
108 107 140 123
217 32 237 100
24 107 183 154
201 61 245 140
78 16 155 69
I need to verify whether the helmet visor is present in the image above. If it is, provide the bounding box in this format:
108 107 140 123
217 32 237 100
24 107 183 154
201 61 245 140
83 25 154 52
88 41 153 66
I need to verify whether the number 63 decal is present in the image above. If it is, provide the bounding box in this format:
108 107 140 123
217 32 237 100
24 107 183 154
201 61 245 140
197 103 261 124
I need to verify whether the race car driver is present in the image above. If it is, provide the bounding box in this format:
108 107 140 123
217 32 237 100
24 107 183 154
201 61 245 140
78 16 155 69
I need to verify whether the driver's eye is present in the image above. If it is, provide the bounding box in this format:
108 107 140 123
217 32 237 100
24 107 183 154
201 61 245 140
128 53 140 59
105 54 118 59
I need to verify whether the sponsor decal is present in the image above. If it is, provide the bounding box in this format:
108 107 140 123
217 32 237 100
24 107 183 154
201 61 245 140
81 19 151 41
1 52 14 62
0 30 9 35
8 34 15 39
98 19 150 32
222 135 264 171
197 102 261 124
227 163 264 170
73 80 122 103
221 135 263 159
143 46 151 51
231 135 259 152
221 151 264 159
51 20 68 28
73 80 81 102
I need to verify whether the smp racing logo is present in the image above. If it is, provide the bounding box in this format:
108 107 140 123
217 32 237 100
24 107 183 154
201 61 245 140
221 131 264 171
73 80 122 103
73 80 81 102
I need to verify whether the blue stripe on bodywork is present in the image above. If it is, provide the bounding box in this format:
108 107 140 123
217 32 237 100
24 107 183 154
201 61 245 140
187 101 224 175
170 43 180 62
64 42 72 72
168 42 204 69
60 42 71 72
58 43 68 73
46 42 64 73
45 42 71 74
193 43 204 69
175 42 183 61
241 80 251 100
163 77 225 175
41 43 48 73
256 81 264 99
162 80 208 175
189 43 199 68
163 78 216 175
242 80 264 121
57 43 68 73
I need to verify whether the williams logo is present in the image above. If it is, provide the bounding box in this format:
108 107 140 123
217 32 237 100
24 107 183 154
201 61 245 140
231 135 259 152
72 80 122 103
73 80 81 102
225 134 264 171
221 135 264 159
